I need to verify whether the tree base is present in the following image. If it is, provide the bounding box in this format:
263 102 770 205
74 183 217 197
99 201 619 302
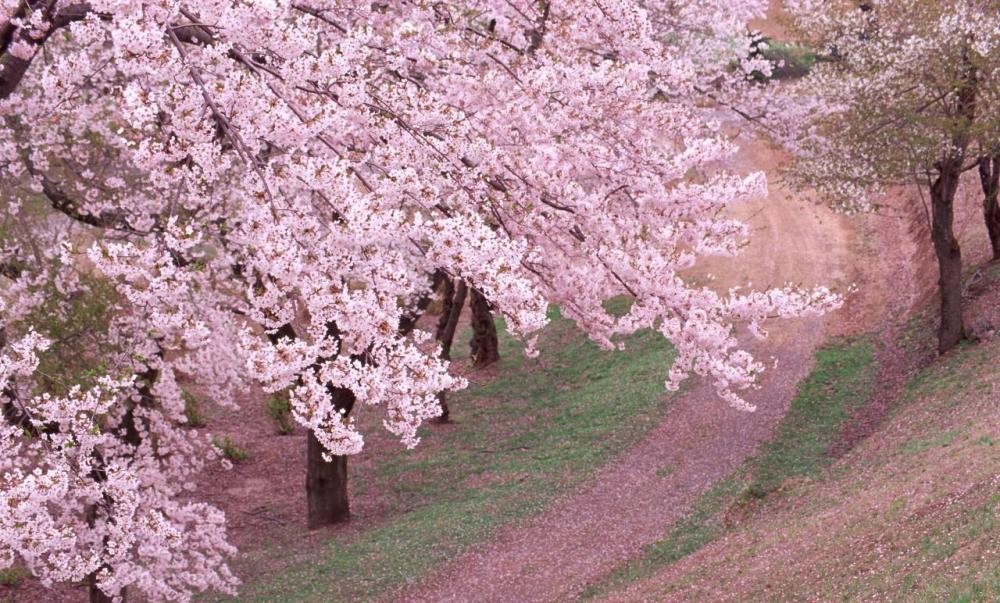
469 289 500 368
306 430 350 529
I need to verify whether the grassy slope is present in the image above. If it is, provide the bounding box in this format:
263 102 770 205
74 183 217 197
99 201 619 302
595 334 1000 601
232 307 676 602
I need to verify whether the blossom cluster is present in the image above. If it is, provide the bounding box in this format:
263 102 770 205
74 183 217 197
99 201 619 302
780 0 1000 207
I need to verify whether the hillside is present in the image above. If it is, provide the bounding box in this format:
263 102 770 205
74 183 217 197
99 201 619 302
601 313 999 600
586 225 1000 601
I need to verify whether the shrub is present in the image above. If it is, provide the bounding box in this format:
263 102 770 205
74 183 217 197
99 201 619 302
747 37 827 82
0 567 30 587
212 436 250 462
182 390 207 428
265 392 295 435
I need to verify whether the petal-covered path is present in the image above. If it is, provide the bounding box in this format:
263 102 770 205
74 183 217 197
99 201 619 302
396 138 864 602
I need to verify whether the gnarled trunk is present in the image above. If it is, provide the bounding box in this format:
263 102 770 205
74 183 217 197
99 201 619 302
306 387 354 528
433 279 467 422
930 166 966 354
978 155 1000 260
469 289 499 368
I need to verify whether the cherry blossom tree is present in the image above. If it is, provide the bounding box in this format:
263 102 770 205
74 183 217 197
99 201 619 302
0 1 839 600
782 0 1000 353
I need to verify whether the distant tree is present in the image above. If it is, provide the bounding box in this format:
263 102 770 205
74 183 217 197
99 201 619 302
784 0 1000 353
977 151 1000 260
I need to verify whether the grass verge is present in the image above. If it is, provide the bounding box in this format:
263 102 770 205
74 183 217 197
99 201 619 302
581 337 877 599
633 334 1000 601
744 338 876 498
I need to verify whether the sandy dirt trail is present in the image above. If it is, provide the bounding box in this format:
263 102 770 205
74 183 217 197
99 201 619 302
396 137 862 603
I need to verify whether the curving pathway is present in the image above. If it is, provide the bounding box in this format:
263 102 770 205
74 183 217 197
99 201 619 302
395 137 861 603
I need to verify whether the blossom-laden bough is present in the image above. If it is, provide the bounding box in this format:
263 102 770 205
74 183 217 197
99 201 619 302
0 1 839 600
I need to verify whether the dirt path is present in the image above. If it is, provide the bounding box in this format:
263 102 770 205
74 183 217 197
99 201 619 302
395 138 863 603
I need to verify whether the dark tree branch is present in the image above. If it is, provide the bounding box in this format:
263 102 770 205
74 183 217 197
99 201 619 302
0 2 100 100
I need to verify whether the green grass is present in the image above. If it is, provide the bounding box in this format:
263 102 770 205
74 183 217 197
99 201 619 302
760 40 825 80
183 390 208 428
0 567 29 588
265 391 295 435
231 307 677 602
899 428 960 455
903 341 994 402
582 337 877 598
745 38 827 82
744 338 876 498
931 567 1000 602
905 496 1000 601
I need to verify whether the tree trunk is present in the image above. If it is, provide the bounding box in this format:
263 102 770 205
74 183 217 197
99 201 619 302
930 167 966 354
306 387 354 528
89 577 115 603
433 280 467 422
399 270 447 336
978 155 1000 260
86 461 117 603
1 397 30 431
86 363 158 603
469 289 499 368
304 270 442 525
88 563 115 603
929 46 976 354
266 324 358 528
120 365 158 448
0 328 34 432
433 393 451 425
